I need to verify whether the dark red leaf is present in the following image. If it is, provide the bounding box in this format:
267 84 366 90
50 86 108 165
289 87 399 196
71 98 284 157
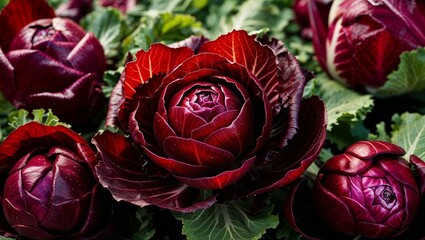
168 35 209 54
174 156 256 189
124 44 193 100
200 30 280 106
163 137 236 168
143 145 212 177
92 131 217 212
67 33 106 76
243 96 327 195
283 179 352 240
345 141 405 160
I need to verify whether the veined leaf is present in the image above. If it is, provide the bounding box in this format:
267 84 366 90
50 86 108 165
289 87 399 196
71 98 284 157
123 11 202 54
81 7 129 64
204 0 293 39
391 113 425 160
175 200 279 240
375 47 425 97
315 74 374 131
315 74 373 149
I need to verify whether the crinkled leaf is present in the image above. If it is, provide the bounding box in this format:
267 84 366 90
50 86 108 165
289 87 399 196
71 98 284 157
102 68 122 97
327 120 370 150
390 112 425 160
161 13 201 36
375 48 425 97
315 74 373 149
124 12 202 53
316 74 374 130
8 109 70 129
131 208 155 240
204 0 293 40
174 199 279 240
81 7 129 64
368 121 391 142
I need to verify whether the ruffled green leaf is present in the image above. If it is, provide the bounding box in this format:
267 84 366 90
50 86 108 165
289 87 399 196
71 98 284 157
375 47 425 97
81 7 129 64
316 74 374 130
174 199 279 240
8 109 70 129
368 121 391 142
315 74 373 149
123 11 202 53
204 0 293 39
390 113 425 159
102 68 123 97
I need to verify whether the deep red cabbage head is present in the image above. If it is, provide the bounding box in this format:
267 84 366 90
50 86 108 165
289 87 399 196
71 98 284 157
93 30 327 212
0 0 106 126
284 141 425 239
0 122 116 239
309 0 425 91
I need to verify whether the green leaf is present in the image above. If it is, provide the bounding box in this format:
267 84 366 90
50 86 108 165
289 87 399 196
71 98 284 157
314 74 373 149
8 109 70 129
368 121 391 142
0 236 15 240
316 74 374 130
124 11 202 53
0 93 14 142
160 13 201 36
146 0 191 12
174 199 279 240
390 112 425 160
375 47 425 97
0 0 9 10
81 7 129 65
131 208 156 240
203 0 293 40
102 68 123 97
275 221 301 240
46 0 66 8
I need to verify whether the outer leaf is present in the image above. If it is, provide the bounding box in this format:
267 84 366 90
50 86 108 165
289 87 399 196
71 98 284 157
375 48 425 97
92 130 218 212
174 199 279 240
315 74 373 130
124 44 193 99
391 112 425 160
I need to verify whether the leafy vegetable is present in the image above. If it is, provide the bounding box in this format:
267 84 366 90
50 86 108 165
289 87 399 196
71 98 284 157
81 7 129 64
8 109 70 129
175 199 279 240
314 74 373 149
